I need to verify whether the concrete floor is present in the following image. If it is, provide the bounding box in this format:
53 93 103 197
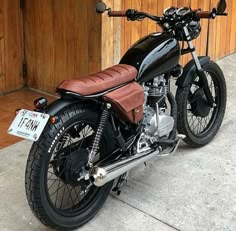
0 53 236 231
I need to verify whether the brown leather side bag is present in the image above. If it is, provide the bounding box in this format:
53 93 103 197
103 82 144 124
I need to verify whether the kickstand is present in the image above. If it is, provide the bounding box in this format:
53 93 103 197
112 173 128 196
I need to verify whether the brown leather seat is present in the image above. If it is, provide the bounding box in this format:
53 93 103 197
57 64 138 96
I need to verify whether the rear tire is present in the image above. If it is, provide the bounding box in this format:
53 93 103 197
25 104 115 230
176 61 227 147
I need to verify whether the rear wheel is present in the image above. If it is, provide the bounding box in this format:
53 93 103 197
25 104 115 230
176 61 227 147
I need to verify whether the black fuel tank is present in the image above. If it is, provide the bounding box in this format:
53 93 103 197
120 32 180 83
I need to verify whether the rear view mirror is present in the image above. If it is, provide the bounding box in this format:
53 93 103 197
216 0 227 14
95 2 107 14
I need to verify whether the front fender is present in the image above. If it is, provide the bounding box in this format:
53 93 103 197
176 56 210 88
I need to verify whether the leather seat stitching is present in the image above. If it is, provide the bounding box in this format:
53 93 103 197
85 77 97 83
90 75 105 81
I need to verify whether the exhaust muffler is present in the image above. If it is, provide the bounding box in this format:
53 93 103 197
91 149 159 187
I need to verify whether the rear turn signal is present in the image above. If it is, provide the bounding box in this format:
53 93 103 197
15 109 21 116
50 116 58 124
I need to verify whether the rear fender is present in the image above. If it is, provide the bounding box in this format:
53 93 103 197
45 99 76 116
45 98 99 116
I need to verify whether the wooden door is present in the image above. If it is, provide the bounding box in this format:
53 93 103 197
24 0 102 94
0 0 24 93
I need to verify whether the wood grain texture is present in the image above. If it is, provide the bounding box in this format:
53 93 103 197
207 0 235 60
24 0 102 94
101 0 114 69
0 0 23 93
5 0 23 91
0 1 5 91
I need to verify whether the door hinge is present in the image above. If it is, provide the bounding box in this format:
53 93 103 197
20 0 24 10
22 63 27 79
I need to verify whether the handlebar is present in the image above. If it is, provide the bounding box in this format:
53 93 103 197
108 9 161 22
107 8 227 22
108 11 126 17
196 11 213 19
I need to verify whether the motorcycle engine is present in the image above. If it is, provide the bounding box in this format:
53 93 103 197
139 75 174 151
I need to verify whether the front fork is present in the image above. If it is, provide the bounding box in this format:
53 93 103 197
183 26 214 107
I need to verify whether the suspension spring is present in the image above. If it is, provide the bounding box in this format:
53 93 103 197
88 104 110 166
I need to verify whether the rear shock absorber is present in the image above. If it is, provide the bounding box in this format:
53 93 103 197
87 103 111 167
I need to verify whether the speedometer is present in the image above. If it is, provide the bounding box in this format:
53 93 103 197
163 7 178 17
176 7 191 17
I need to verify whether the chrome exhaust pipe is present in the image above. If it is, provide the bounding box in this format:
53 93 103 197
91 149 159 187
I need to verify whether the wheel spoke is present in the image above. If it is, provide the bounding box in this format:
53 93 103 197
73 186 81 204
54 179 61 207
48 178 60 190
50 183 65 198
60 185 67 210
46 121 99 213
66 185 76 208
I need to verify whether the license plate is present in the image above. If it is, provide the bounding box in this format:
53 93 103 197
8 109 50 141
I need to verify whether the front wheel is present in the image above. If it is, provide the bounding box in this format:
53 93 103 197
176 61 227 147
25 104 115 230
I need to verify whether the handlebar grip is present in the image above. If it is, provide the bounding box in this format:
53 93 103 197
196 11 212 19
108 11 127 17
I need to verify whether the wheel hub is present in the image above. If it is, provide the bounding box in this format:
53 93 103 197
190 88 211 118
61 148 89 185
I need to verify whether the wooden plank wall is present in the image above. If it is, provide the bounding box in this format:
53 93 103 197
102 0 236 69
24 0 102 94
208 0 236 60
101 0 122 69
0 1 5 91
0 0 23 93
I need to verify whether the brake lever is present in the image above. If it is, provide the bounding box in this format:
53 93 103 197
126 9 161 22
126 9 140 21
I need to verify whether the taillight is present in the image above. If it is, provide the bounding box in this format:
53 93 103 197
34 97 47 110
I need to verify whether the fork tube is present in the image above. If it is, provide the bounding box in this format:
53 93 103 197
183 26 214 107
183 26 201 70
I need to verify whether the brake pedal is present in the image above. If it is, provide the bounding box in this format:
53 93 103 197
159 134 186 156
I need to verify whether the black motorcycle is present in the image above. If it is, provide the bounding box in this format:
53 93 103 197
8 0 227 230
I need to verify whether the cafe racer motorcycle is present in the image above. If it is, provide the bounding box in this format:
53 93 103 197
8 0 227 230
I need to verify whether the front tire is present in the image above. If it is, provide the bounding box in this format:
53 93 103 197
25 104 115 230
176 61 227 147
